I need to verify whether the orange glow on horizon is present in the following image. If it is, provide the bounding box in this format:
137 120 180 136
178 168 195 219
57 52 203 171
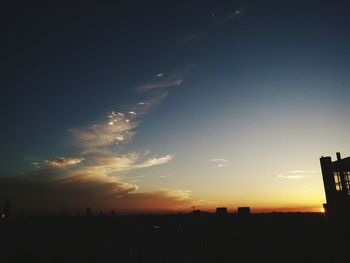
143 206 325 214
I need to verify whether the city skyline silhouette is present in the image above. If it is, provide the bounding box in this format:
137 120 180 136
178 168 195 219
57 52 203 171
3 1 350 261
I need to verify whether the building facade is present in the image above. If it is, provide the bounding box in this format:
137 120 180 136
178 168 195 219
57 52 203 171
320 152 350 222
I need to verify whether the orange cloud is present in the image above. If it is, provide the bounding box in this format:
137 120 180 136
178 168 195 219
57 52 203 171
0 170 195 214
46 157 84 168
2 95 183 214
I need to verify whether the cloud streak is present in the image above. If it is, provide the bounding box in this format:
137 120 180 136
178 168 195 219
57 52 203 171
210 158 229 168
46 157 84 168
138 75 184 92
277 174 304 180
73 152 173 175
134 155 173 168
277 170 317 180
137 67 190 92
210 158 228 162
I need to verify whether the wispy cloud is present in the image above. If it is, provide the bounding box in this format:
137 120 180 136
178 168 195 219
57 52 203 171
277 170 317 180
138 75 184 92
73 152 173 174
210 158 228 162
137 67 190 92
165 189 192 201
134 155 173 169
136 92 168 110
46 157 84 168
210 158 228 168
277 174 304 180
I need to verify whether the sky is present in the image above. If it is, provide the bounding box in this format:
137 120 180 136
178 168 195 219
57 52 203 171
1 0 350 214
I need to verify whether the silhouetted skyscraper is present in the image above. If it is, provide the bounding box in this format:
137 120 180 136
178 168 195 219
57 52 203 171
216 207 228 216
237 207 251 227
237 207 250 215
320 152 350 223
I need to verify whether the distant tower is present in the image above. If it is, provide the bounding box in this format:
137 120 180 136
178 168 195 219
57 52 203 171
216 207 228 216
237 207 251 226
237 207 251 216
320 152 350 223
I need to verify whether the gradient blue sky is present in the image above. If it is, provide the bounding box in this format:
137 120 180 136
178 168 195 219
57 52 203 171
1 0 350 213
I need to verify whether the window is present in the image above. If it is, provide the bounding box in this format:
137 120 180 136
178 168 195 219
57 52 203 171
343 171 350 195
333 172 342 191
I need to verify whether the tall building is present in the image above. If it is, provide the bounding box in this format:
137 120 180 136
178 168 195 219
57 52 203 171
216 207 228 216
320 152 350 222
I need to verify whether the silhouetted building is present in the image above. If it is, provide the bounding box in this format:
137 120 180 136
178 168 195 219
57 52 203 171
216 207 228 216
237 207 250 215
237 207 251 227
320 152 350 222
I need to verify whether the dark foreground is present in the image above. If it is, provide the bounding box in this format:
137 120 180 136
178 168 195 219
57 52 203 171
1 212 348 263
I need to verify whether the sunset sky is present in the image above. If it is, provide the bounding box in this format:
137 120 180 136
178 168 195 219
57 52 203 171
1 0 350 214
